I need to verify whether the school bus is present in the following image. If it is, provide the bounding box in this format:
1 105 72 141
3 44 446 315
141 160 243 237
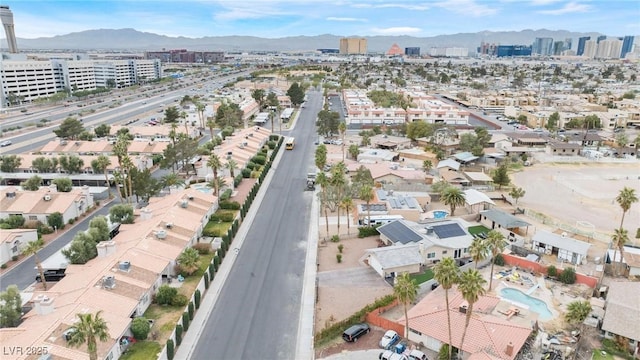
285 137 295 150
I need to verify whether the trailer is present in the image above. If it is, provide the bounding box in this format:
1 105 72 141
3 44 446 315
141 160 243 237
306 172 316 191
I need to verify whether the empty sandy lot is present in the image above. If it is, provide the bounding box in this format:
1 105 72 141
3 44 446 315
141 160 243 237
512 163 640 236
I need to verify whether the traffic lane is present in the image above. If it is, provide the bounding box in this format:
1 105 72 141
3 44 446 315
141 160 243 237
0 203 113 291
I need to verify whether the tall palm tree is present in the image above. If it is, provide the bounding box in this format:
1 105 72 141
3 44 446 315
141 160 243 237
441 187 466 216
486 230 506 291
394 272 419 338
433 257 460 360
457 269 487 354
196 102 206 129
359 184 375 226
181 110 189 137
67 311 110 360
469 238 488 269
225 159 239 180
206 117 216 140
160 173 185 190
615 187 638 230
338 122 347 161
119 155 134 204
91 155 112 198
341 196 354 235
23 239 47 290
316 172 330 236
331 163 347 235
207 154 222 196
611 228 629 276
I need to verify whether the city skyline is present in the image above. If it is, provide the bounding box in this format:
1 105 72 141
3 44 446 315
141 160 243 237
2 0 639 40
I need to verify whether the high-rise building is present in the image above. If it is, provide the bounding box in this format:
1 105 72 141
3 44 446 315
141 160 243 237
339 38 367 55
577 36 590 55
496 45 532 57
533 37 554 56
405 47 420 56
0 5 18 53
553 41 565 55
563 38 572 51
596 38 623 59
621 35 635 58
597 35 607 43
583 40 597 58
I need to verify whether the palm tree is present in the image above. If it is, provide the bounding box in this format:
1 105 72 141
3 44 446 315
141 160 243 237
469 238 488 269
423 159 433 174
486 230 506 291
611 228 629 276
23 239 47 290
338 122 347 161
120 155 134 204
359 184 375 226
433 257 460 360
394 272 419 338
441 187 465 216
206 117 216 140
457 269 487 354
91 155 112 198
207 154 222 196
348 144 359 160
196 103 206 129
565 300 592 325
160 173 185 190
341 196 354 235
615 187 638 230
181 110 189 137
177 248 200 275
316 172 330 236
331 163 347 235
67 311 110 360
225 159 239 180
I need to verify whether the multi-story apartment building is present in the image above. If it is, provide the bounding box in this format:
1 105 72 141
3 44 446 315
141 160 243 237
0 54 162 108
532 37 554 56
596 39 623 59
144 49 225 63
339 38 367 55
577 36 590 56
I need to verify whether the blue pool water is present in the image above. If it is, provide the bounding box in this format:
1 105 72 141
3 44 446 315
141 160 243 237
192 184 213 194
433 210 449 219
500 287 553 321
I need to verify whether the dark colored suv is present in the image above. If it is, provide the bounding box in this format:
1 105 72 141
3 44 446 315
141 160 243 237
35 269 66 283
342 323 370 342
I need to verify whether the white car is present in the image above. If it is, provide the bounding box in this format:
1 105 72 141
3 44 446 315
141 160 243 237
379 350 408 360
379 330 400 349
0 140 12 147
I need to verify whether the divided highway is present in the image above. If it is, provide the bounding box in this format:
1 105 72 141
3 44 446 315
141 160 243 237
190 90 322 359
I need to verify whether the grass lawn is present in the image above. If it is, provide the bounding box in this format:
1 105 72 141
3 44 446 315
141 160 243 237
120 341 162 360
410 269 434 284
592 350 614 360
203 220 232 237
468 225 490 236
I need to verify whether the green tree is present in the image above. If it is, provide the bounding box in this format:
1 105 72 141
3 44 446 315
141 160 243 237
394 272 419 338
32 157 56 173
52 177 73 192
62 232 97 264
59 154 85 174
225 158 239 180
316 109 340 137
441 187 465 216
458 269 487 353
94 124 111 138
434 257 460 360
422 160 433 173
359 184 375 225
53 117 85 139
509 187 526 205
67 311 110 360
206 117 216 140
565 300 592 325
178 248 201 275
286 82 305 106
0 155 21 172
616 187 638 230
164 106 181 123
161 173 185 190
131 168 161 202
47 212 64 230
21 175 42 191
517 115 528 124
91 155 112 198
215 102 244 129
583 114 601 129
23 239 48 290
486 230 506 290
207 154 222 196
316 172 330 235
340 196 354 235
469 238 488 269
338 122 347 161
546 112 559 132
251 89 266 109
109 204 134 224
611 228 629 276
406 121 431 140
131 317 151 340
315 144 327 171
88 216 110 243
492 164 510 189
0 285 22 328
348 144 359 160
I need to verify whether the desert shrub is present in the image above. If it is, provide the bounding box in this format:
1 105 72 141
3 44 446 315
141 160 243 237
358 226 379 238
170 294 189 307
252 155 266 165
219 201 241 210
219 189 232 201
558 267 576 284
175 324 183 346
188 302 195 320
269 134 280 141
130 317 151 340
547 265 557 277
493 253 505 266
241 168 251 178
155 285 177 305
338 244 344 253
336 254 342 263
330 235 340 243
234 174 242 187
267 140 277 149
166 339 174 360
192 243 211 255
194 290 201 309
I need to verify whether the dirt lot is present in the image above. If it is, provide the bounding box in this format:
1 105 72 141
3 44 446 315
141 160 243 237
315 328 386 359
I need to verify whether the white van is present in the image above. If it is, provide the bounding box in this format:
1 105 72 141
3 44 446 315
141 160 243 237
361 215 404 226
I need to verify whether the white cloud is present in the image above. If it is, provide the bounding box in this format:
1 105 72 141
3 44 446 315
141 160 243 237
371 26 422 35
528 0 563 5
537 1 592 15
352 3 430 11
326 17 367 22
434 0 498 17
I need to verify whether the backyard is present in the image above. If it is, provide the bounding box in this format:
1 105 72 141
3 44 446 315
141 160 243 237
410 268 434 284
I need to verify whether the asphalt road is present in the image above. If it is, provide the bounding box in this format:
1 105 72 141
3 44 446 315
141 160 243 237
191 91 322 359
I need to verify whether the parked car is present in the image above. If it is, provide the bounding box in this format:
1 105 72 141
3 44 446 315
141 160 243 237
379 350 409 360
35 269 66 283
342 323 370 342
407 349 428 360
431 281 440 290
0 140 12 147
379 330 400 349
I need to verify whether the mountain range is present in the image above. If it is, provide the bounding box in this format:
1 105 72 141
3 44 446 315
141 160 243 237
2 28 604 53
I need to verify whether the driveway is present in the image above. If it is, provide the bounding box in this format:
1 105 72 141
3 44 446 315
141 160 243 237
318 267 388 288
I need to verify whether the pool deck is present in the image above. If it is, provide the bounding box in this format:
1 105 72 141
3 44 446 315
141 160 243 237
495 275 560 324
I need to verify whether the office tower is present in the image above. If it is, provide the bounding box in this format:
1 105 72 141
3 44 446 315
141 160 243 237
595 38 623 59
564 38 572 51
496 45 532 57
0 5 18 53
405 47 420 56
533 37 554 56
621 35 635 58
577 36 590 55
597 35 607 43
582 40 597 58
339 38 367 54
553 41 564 55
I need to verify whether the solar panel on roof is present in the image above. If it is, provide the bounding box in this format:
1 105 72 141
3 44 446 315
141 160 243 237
378 221 423 244
432 223 466 238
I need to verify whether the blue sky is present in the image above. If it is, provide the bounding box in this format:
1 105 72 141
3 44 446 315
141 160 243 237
3 0 639 39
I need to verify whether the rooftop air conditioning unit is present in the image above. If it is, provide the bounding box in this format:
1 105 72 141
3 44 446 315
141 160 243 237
165 223 173 229
155 230 167 239
180 200 188 208
187 195 194 200
43 194 52 201
119 261 131 272
102 275 116 289
242 142 248 147
62 328 77 342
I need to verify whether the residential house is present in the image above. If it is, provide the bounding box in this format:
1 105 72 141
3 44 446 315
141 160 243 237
376 189 426 222
601 281 640 355
0 186 94 225
547 140 582 156
463 189 495 214
0 228 38 265
605 245 640 277
40 139 168 156
531 231 591 265
370 134 412 150
347 163 427 188
479 209 531 244
363 244 423 278
356 149 399 162
404 286 534 359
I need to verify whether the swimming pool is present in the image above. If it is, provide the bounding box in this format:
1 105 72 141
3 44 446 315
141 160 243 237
500 287 553 321
433 210 449 219
191 183 213 194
